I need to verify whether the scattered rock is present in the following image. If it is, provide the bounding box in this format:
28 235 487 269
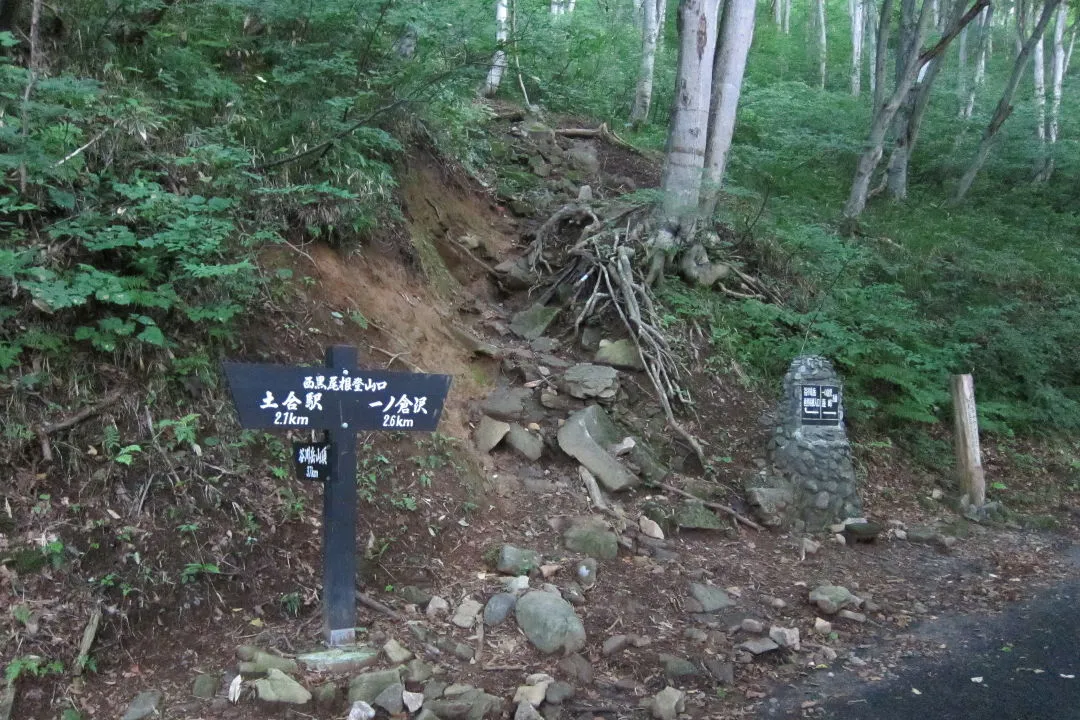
484 593 517 626
557 653 593 685
703 657 735 686
674 501 725 530
562 582 586 605
689 583 734 613
347 700 376 720
648 686 685 720
400 585 433 608
545 680 574 704
476 416 511 453
801 537 822 555
684 627 708 642
372 683 405 714
495 257 534 290
312 683 339 706
838 609 867 623
382 639 413 665
594 338 645 371
513 679 550 707
452 598 482 629
561 408 635 492
403 691 424 713
255 668 312 705
497 545 541 575
809 585 857 615
239 650 299 676
561 363 619 400
429 689 504 719
121 691 163 720
562 516 618 560
348 668 403 705
426 596 450 617
566 142 600 174
739 637 780 655
745 487 794 527
192 674 219 699
511 304 561 340
814 618 833 635
298 646 379 673
516 591 587 654
482 387 545 424
602 634 632 656
769 626 801 650
504 575 531 594
659 654 700 679
639 516 664 539
405 659 433 684
577 185 593 202
515 701 544 720
505 424 544 461
740 619 765 634
574 558 598 588
769 597 788 609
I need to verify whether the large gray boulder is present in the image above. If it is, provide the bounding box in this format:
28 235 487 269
562 516 618 560
561 364 619 400
515 591 587 654
557 405 665 492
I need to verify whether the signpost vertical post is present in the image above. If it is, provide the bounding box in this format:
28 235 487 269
324 345 358 646
222 346 451 648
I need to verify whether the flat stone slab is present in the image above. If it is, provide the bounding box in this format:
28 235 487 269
298 646 379 673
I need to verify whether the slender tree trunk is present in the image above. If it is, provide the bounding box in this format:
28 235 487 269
850 0 865 95
885 0 975 200
482 0 510 96
872 0 894 116
930 0 939 28
18 0 42 194
700 0 757 217
774 0 782 27
658 0 668 38
631 0 662 126
962 5 991 118
814 0 828 88
784 0 792 34
567 0 576 12
866 0 879 97
1035 2 1067 180
957 25 968 110
660 0 723 228
1033 27 1047 142
954 0 1060 201
1066 22 1076 72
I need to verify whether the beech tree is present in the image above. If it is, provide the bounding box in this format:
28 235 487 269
481 0 510 97
961 5 992 118
850 0 865 95
843 0 987 220
811 0 828 88
630 0 663 126
954 0 1061 201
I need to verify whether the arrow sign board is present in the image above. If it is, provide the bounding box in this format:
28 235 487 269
222 363 451 432
221 346 452 648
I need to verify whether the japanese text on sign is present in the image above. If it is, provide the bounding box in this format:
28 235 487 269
800 384 841 426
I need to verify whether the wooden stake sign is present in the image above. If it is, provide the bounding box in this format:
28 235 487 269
223 346 451 646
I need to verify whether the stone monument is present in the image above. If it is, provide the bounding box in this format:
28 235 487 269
748 355 862 531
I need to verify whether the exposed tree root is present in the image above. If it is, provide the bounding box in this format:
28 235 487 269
521 201 777 472
554 123 657 158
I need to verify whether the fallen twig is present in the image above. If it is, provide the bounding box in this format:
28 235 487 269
356 590 403 621
579 466 608 510
655 481 763 532
37 390 125 462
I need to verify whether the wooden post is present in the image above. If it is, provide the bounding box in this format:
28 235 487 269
950 374 985 507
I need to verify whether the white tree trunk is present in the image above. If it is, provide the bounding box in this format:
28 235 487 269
850 0 865 95
482 0 510 96
701 0 757 217
631 0 662 126
1033 28 1047 142
774 0 783 27
962 5 991 118
567 0 576 12
844 0 933 220
955 0 1060 200
957 25 968 111
1048 3 1066 143
866 0 878 97
784 0 792 33
814 0 828 88
658 0 669 38
661 0 723 228
930 0 939 28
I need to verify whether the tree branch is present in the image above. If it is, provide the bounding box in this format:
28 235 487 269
918 0 991 68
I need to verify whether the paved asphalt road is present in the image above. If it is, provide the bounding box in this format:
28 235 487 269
763 576 1080 720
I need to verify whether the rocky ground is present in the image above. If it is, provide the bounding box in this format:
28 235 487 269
3 109 1079 720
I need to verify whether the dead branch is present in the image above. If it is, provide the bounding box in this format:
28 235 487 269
655 481 763 531
356 590 403 621
37 390 125 462
578 466 608 510
75 604 103 675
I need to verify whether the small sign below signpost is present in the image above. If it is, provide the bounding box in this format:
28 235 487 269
294 441 330 482
223 346 451 646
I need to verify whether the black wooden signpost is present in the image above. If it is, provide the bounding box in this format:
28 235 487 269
223 345 451 646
